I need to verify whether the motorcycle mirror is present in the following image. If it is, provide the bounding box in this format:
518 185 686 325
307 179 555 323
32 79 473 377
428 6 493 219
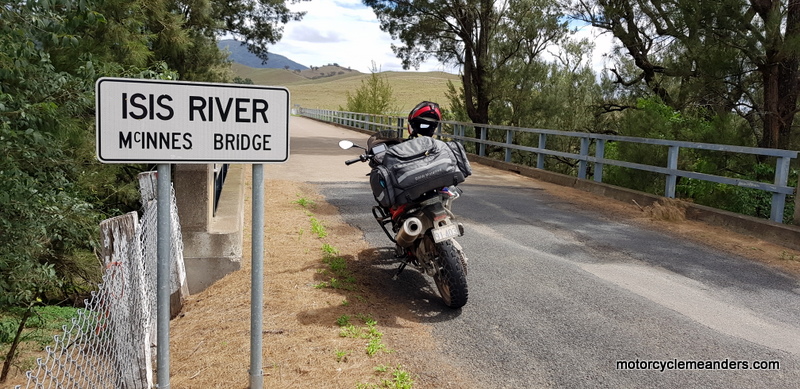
338 140 354 150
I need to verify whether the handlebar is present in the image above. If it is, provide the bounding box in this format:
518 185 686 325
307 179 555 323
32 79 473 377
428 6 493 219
345 155 368 165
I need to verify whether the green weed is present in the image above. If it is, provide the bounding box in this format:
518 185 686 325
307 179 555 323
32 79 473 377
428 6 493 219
316 244 356 291
336 315 351 327
335 349 349 362
293 196 316 208
357 365 415 389
337 315 390 356
322 243 339 257
310 217 327 238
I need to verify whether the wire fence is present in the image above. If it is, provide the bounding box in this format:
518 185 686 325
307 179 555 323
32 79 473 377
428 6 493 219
16 171 187 389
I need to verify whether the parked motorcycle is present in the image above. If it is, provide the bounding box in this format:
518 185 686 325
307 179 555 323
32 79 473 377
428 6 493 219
339 131 471 308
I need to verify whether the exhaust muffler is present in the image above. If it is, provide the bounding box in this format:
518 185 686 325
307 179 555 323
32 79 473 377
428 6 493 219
395 217 423 247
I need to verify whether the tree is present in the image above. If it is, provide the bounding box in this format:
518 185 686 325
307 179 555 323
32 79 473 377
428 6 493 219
364 0 567 126
342 63 397 114
569 0 800 149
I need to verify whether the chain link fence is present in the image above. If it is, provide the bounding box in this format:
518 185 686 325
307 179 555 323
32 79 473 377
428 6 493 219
16 171 187 389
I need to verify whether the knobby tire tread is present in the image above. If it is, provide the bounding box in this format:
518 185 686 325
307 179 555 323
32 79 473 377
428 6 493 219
434 239 469 308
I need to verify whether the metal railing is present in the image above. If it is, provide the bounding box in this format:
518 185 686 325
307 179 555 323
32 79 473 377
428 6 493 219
299 107 798 223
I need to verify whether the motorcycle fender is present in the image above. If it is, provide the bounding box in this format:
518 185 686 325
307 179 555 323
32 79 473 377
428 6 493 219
421 200 448 223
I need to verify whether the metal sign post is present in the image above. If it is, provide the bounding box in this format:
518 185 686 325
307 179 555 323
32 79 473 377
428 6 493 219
96 78 289 388
249 164 265 389
156 164 171 388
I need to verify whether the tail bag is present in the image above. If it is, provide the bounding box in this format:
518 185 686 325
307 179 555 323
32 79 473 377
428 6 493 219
370 137 472 208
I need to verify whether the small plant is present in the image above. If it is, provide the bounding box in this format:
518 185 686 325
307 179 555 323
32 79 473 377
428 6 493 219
781 250 798 261
358 365 414 389
389 367 414 389
339 324 360 338
366 337 387 356
321 243 339 257
341 299 350 306
336 315 351 327
325 256 348 274
310 217 327 238
338 315 390 356
293 195 315 208
335 349 349 362
316 245 356 291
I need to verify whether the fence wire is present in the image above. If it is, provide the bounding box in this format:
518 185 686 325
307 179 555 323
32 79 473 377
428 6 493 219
17 171 186 389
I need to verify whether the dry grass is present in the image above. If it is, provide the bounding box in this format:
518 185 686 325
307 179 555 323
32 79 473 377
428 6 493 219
168 175 473 389
642 198 688 222
3 176 473 389
231 64 460 113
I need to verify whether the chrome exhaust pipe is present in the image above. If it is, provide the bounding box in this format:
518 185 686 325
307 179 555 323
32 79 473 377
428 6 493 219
395 217 423 247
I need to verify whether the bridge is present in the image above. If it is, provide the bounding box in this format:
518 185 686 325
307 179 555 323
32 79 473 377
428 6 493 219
171 116 800 388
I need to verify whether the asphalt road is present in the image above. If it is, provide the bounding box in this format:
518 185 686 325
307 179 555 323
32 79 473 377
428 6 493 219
276 117 800 388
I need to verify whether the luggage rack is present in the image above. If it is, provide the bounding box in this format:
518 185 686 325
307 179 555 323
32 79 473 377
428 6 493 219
372 205 396 243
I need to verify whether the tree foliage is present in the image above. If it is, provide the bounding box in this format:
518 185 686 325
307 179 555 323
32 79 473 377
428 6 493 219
365 0 568 125
0 0 303 376
568 0 800 149
342 63 397 114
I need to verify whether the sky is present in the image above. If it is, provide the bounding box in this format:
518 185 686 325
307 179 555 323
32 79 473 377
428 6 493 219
268 0 616 75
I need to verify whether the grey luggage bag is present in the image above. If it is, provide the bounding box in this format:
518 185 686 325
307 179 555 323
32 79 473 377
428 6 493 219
370 136 471 208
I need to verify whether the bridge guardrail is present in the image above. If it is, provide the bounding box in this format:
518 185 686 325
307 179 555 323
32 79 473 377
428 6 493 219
298 108 798 224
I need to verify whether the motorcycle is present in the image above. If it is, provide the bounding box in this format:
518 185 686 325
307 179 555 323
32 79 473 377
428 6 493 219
339 131 470 308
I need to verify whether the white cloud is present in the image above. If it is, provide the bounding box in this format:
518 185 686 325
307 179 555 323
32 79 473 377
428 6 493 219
269 0 450 73
268 2 615 75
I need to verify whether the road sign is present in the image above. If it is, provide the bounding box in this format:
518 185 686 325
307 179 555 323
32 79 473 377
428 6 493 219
96 78 290 163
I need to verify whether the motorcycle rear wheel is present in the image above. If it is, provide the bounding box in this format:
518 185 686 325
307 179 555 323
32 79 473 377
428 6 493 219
433 239 469 308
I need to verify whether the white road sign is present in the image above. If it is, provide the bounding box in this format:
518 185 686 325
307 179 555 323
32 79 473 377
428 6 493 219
96 78 289 163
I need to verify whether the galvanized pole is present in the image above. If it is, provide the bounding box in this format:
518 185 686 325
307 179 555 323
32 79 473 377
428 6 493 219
249 164 265 389
157 163 171 389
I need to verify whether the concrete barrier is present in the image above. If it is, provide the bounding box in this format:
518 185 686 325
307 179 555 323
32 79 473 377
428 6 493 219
174 164 244 294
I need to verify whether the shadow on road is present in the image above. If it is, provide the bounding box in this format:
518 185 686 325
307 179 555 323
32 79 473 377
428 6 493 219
295 245 465 330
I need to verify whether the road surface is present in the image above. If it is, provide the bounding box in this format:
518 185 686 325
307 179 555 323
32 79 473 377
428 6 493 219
270 116 800 388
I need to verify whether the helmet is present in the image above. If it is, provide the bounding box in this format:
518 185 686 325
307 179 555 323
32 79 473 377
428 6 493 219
407 101 441 137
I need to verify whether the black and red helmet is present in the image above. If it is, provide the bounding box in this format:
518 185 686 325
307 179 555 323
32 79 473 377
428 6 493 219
407 101 441 137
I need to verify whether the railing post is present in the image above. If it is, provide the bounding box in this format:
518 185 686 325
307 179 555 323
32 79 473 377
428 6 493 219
399 117 405 138
537 133 546 169
479 126 486 157
794 177 800 225
505 129 513 162
594 139 605 183
665 145 679 198
771 156 792 223
578 137 589 179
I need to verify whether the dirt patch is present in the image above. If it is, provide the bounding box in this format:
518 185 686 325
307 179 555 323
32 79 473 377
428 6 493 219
168 171 474 388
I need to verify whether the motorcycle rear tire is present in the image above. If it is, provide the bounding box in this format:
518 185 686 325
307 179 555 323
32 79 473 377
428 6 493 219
433 239 469 308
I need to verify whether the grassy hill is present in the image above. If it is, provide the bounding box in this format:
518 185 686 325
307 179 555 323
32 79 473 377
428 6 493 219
231 64 460 114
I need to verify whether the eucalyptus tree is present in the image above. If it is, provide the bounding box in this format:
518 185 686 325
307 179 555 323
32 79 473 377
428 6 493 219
569 0 800 150
364 0 568 126
0 0 305 378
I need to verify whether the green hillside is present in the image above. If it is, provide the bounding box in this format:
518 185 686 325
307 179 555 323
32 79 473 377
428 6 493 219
231 64 460 114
